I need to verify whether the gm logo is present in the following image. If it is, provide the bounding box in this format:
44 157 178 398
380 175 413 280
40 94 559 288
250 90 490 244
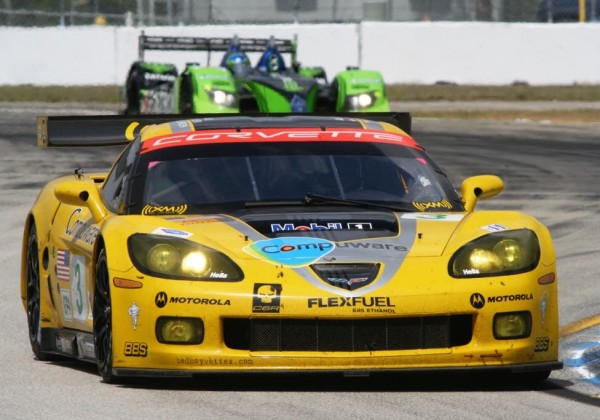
155 291 168 308
470 293 485 309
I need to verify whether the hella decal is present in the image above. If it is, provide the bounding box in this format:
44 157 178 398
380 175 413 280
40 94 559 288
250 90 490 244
243 237 335 267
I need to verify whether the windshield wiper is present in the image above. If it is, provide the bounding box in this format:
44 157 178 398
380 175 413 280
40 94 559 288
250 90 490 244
244 194 415 212
303 193 415 212
244 199 307 208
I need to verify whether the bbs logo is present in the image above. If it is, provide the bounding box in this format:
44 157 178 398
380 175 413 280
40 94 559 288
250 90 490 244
124 342 148 357
534 337 550 352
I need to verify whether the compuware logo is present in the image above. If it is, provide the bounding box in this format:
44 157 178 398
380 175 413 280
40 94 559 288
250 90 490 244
243 237 335 267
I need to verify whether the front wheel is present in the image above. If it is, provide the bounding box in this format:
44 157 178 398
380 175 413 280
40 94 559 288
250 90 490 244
93 247 115 383
26 222 50 360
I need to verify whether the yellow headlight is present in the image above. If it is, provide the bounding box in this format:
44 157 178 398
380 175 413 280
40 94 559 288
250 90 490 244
147 244 179 273
468 248 502 272
494 312 531 339
181 251 209 275
493 239 523 269
157 317 204 344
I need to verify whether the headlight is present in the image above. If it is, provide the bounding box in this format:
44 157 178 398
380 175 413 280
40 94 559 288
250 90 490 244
208 89 237 107
128 234 243 281
344 92 376 110
156 317 204 344
493 312 531 339
449 229 540 278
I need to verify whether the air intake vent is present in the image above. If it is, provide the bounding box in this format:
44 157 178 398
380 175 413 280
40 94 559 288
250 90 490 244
223 315 473 352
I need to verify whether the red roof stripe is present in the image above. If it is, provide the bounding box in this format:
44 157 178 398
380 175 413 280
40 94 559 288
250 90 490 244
140 128 421 153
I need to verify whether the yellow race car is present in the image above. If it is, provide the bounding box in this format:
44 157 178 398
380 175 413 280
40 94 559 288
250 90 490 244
21 113 561 383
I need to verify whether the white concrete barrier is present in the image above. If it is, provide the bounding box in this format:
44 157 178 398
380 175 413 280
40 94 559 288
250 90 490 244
1 22 599 86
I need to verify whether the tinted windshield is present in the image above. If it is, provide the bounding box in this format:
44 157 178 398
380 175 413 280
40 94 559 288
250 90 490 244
129 141 463 214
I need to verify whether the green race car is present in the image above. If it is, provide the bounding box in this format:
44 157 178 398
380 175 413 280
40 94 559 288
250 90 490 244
124 33 390 114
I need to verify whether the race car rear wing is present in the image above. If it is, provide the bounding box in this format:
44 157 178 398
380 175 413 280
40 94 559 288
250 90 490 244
139 32 296 62
37 112 411 148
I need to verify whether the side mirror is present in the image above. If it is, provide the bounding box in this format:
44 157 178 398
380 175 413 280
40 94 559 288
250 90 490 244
54 180 107 223
461 175 504 212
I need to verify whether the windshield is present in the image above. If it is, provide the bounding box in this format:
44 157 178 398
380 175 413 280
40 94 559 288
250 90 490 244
130 141 462 214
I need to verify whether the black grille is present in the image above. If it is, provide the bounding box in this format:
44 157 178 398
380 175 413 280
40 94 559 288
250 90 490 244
223 316 473 352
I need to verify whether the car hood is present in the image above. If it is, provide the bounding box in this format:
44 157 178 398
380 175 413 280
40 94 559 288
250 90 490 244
162 210 467 259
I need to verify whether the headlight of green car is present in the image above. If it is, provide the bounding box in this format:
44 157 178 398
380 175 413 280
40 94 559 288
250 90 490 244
449 229 540 278
208 89 237 108
344 91 377 110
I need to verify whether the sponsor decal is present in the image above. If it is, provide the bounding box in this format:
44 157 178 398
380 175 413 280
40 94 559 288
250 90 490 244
144 73 176 82
412 199 453 212
481 224 508 232
128 301 140 330
176 357 253 366
307 296 395 310
271 222 342 232
462 268 480 275
401 213 464 221
152 227 193 238
154 291 231 308
243 237 335 267
142 204 188 215
540 292 548 327
155 291 168 308
325 277 369 287
56 248 71 281
470 292 534 309
141 129 416 153
291 94 307 112
175 217 220 225
470 293 485 309
70 255 88 322
65 209 99 245
253 283 282 313
487 293 533 303
210 272 228 279
60 289 73 321
270 222 373 232
347 222 373 230
124 342 148 357
535 337 550 352
418 175 432 187
335 241 407 252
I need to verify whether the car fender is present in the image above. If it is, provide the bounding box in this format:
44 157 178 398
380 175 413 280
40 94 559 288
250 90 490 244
334 69 390 112
175 65 239 114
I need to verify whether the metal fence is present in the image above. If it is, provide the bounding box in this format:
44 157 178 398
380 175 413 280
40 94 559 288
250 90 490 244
0 0 595 26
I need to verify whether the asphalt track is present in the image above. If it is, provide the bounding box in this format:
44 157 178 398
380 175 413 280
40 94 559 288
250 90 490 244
1 103 600 419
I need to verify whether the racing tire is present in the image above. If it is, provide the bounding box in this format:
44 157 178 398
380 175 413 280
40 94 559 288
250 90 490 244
26 222 51 361
179 74 194 115
93 246 116 383
125 70 141 115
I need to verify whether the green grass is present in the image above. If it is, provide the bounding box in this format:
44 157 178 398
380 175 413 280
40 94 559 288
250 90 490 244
386 83 600 102
0 85 122 103
2 84 600 122
3 83 600 103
